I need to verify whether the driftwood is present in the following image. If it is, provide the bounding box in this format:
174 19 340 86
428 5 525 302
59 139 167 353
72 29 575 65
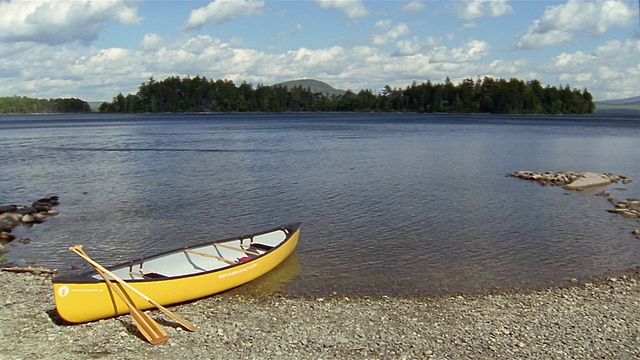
1 266 58 275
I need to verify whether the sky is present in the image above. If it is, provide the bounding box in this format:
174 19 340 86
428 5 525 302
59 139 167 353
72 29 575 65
0 0 639 102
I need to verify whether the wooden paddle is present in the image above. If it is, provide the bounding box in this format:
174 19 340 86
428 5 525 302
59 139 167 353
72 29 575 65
70 245 197 332
70 247 168 345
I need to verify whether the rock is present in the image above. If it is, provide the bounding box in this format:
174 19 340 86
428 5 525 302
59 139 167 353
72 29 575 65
0 213 23 228
33 212 49 222
21 214 35 224
0 232 16 243
0 205 18 214
607 209 627 214
36 196 60 206
32 203 51 212
564 172 614 190
18 207 37 215
0 196 61 252
509 171 630 190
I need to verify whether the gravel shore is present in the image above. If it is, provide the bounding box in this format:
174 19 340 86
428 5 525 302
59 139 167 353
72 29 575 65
2 271 640 359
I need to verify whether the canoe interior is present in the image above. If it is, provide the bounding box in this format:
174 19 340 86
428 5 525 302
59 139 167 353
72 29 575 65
54 223 300 284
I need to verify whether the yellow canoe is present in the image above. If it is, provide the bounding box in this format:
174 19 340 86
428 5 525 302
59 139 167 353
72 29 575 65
53 223 301 323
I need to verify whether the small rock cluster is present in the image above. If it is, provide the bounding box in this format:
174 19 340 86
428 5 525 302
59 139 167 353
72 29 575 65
509 171 639 240
0 196 60 255
605 197 640 239
606 197 640 218
508 170 631 187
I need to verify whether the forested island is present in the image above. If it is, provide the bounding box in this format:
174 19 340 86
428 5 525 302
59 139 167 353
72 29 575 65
0 96 91 114
0 76 594 115
98 76 594 115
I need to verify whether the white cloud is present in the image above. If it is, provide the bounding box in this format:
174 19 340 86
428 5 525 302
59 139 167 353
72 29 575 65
315 0 369 20
183 0 265 30
2 18 638 102
515 0 636 50
552 51 597 69
402 1 425 13
372 21 410 45
393 35 442 56
1 32 491 100
430 40 491 63
391 35 489 64
139 34 163 51
0 42 145 99
0 0 141 45
514 26 574 50
455 0 513 20
537 38 640 99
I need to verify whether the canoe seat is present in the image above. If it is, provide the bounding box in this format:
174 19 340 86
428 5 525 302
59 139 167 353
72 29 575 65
250 243 274 251
140 272 167 279
129 270 167 279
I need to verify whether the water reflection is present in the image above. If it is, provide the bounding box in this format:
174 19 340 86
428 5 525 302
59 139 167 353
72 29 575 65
224 252 302 296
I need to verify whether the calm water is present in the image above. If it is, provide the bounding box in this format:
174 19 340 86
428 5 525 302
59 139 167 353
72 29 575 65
1 113 640 296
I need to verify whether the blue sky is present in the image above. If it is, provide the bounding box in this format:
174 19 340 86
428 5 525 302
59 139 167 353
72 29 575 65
0 0 638 101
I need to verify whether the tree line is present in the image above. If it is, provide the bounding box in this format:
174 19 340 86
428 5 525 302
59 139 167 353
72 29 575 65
0 96 92 114
94 75 590 115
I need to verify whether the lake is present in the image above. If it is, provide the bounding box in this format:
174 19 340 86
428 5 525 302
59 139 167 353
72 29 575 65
1 112 640 296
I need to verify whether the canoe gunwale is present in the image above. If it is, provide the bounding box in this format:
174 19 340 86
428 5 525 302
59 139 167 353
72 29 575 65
53 222 301 285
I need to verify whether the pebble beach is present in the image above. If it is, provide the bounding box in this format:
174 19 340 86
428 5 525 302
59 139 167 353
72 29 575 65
2 270 640 359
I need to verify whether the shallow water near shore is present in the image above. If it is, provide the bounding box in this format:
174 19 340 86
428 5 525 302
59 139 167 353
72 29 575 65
1 112 640 296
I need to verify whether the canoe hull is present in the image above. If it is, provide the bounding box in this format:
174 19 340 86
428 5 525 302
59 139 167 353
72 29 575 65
53 223 300 323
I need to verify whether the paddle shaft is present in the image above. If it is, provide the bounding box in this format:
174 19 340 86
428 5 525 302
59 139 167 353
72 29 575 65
75 248 168 345
70 246 196 332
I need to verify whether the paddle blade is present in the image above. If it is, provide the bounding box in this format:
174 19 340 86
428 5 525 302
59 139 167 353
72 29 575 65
70 246 170 345
70 245 196 332
130 309 169 345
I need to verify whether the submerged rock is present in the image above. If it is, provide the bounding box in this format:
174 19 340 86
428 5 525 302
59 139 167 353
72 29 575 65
608 199 640 219
0 232 16 243
0 205 18 214
0 196 60 256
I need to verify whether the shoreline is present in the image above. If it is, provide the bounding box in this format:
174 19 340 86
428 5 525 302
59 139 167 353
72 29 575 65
2 270 640 359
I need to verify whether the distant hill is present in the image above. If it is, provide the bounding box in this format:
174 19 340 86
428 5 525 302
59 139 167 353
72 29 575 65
594 96 640 111
273 79 345 96
88 101 103 112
